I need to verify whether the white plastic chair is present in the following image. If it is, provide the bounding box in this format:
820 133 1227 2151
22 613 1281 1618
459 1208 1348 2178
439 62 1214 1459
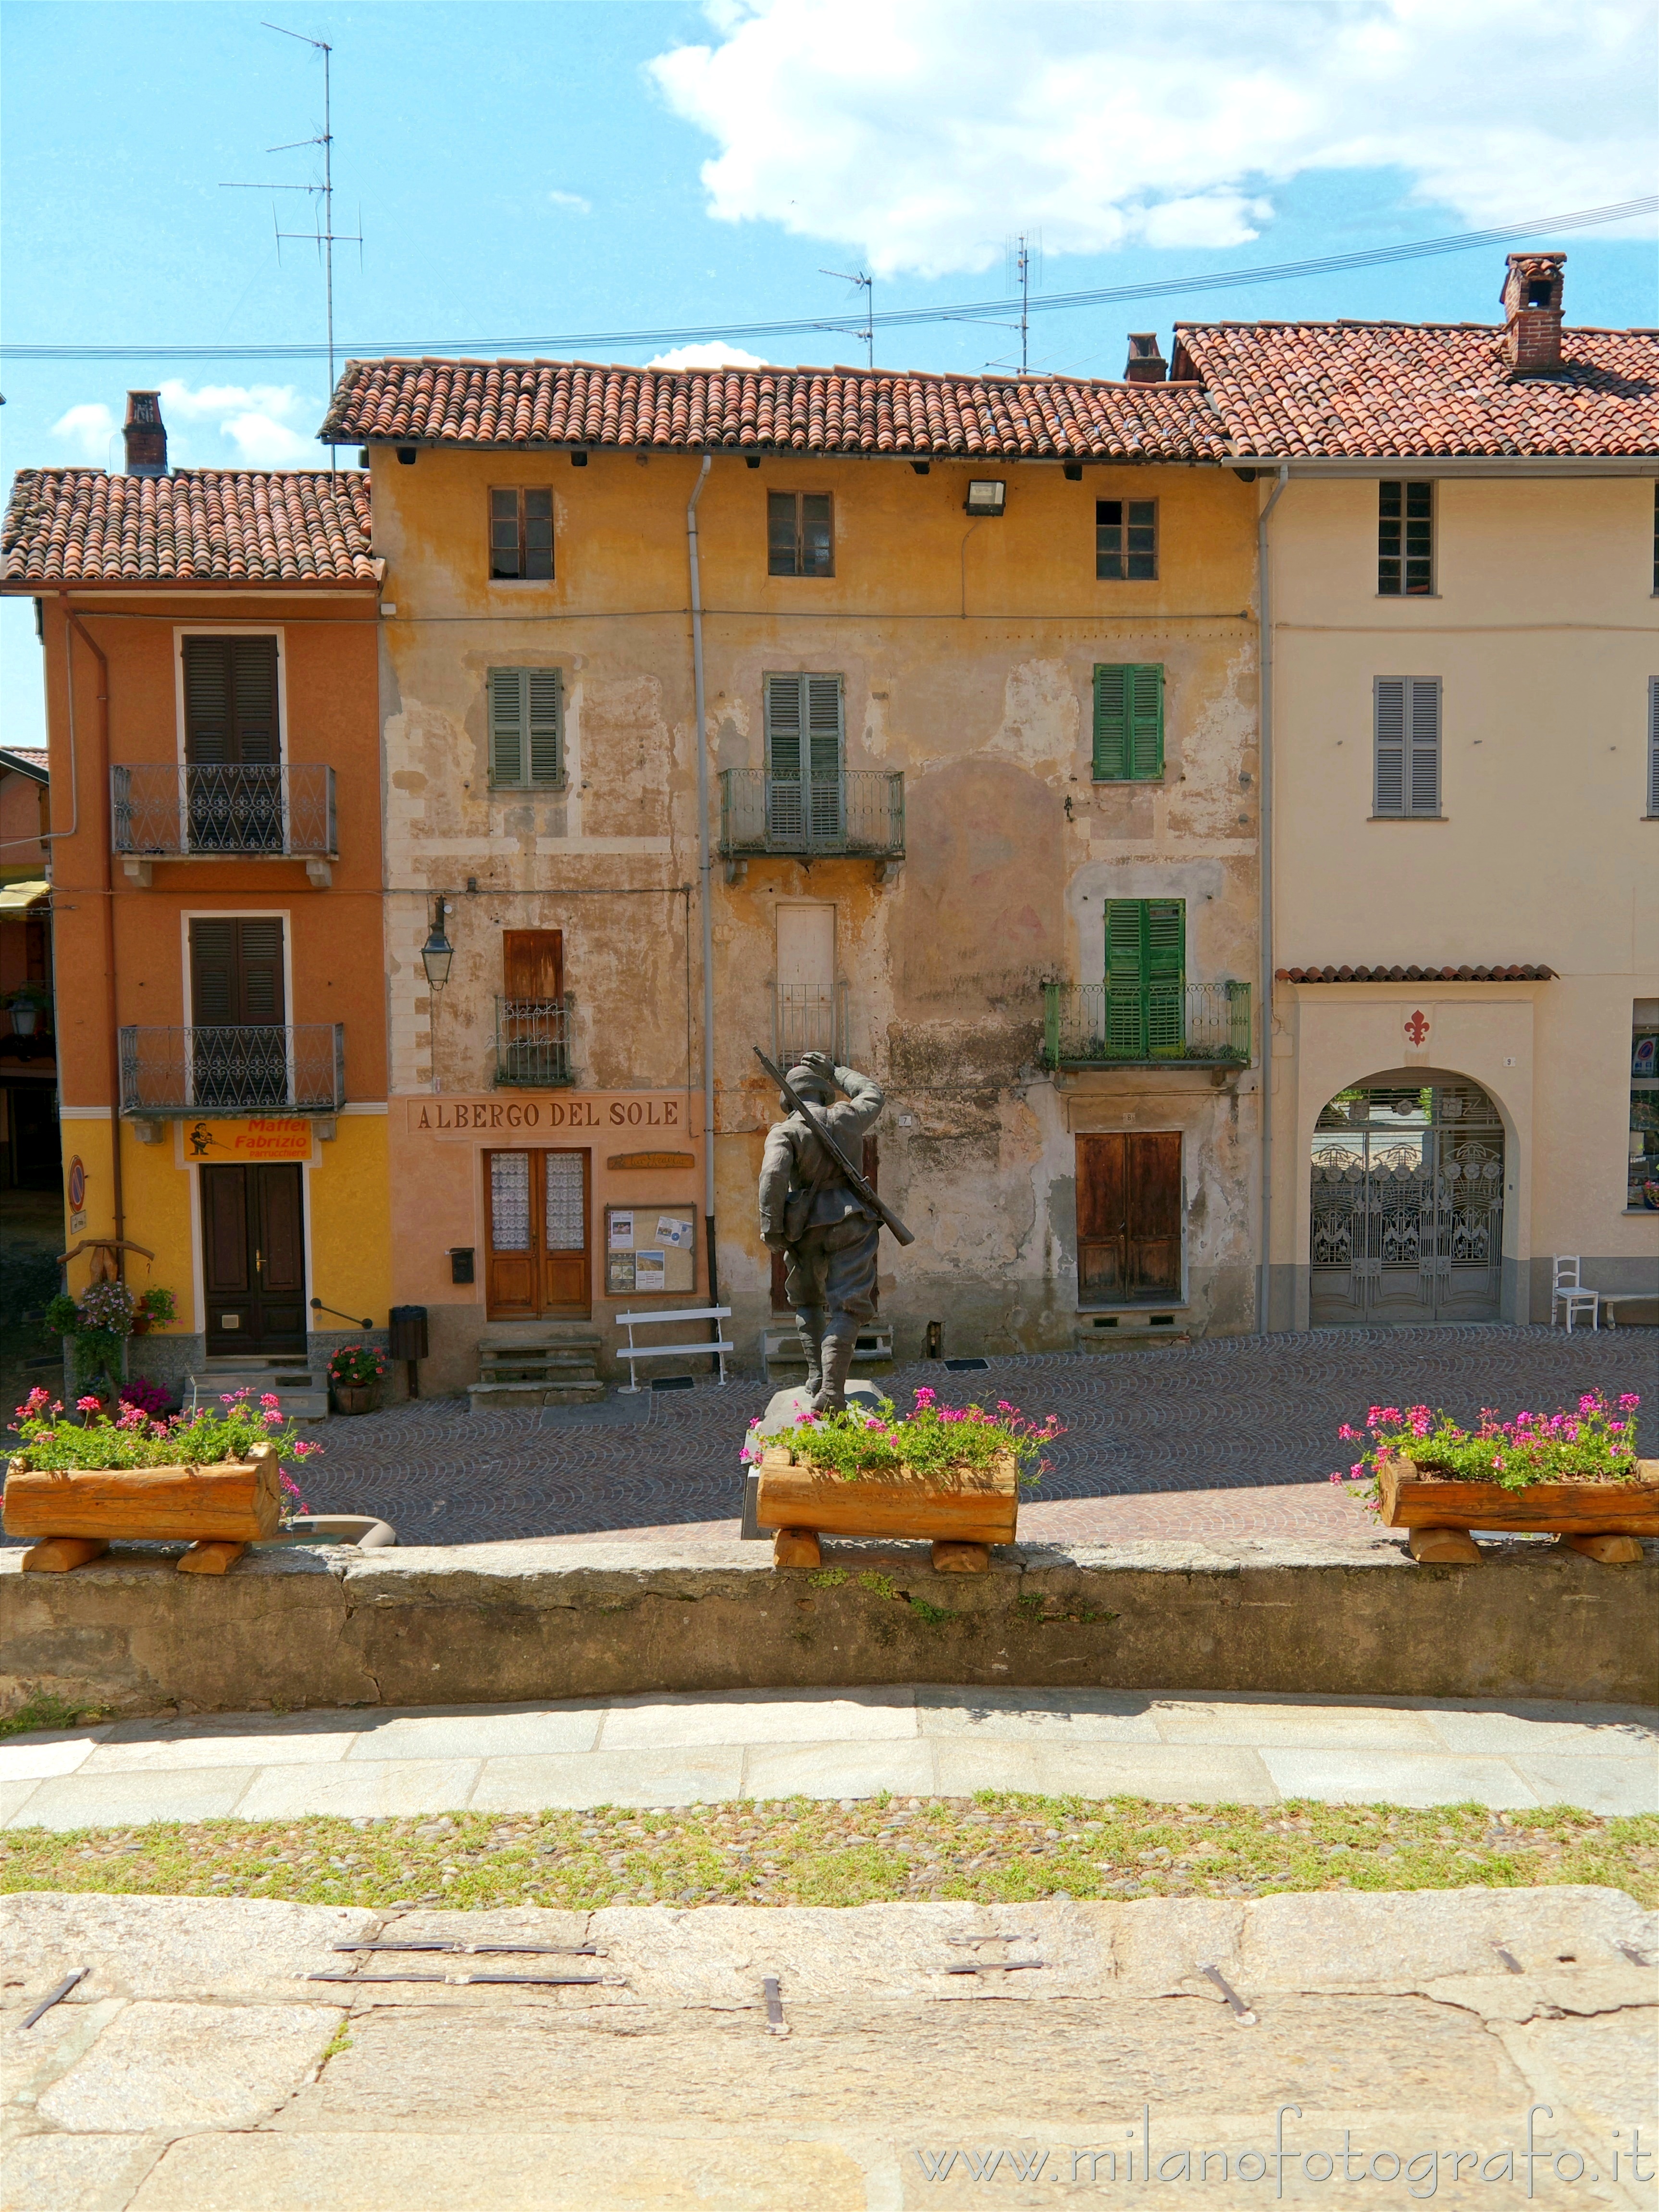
1551 1257 1599 1332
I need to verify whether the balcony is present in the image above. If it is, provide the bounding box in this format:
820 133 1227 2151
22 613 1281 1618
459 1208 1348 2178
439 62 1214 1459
719 769 904 879
495 995 574 1087
118 1024 346 1117
111 765 337 886
1041 981 1252 1069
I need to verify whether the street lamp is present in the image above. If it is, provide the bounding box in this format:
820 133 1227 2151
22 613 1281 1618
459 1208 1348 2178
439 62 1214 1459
421 899 454 991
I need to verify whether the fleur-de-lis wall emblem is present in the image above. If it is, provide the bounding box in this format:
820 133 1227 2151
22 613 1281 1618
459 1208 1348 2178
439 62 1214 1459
1403 1009 1430 1047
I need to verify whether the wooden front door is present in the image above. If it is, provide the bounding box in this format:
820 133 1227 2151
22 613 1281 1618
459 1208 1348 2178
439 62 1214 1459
1076 1132 1182 1305
201 1162 307 1353
484 1149 590 1319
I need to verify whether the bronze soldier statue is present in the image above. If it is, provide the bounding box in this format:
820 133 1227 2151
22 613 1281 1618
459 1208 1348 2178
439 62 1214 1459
757 1050 886 1413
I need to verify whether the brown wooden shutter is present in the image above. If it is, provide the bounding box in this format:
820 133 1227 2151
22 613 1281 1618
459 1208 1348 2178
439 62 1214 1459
190 918 285 1026
503 929 563 1001
183 636 278 765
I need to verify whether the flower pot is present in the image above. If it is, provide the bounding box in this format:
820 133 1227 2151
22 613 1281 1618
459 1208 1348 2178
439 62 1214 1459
330 1382 382 1416
1378 1451 1659 1564
4 1443 281 1574
755 1445 1017 1570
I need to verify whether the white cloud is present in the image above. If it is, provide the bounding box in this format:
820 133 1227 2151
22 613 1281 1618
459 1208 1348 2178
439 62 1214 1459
649 0 1658 277
221 413 317 467
548 189 592 214
646 341 771 370
156 380 308 423
50 402 118 461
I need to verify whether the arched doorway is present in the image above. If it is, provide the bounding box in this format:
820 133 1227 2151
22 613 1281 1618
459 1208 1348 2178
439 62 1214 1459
1310 1073 1505 1326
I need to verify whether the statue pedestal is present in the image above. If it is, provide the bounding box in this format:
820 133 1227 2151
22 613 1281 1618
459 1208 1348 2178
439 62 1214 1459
739 1381 885 1541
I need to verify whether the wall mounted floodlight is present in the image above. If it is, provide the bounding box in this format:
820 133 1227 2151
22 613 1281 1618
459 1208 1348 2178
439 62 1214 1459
964 479 1006 516
420 899 454 990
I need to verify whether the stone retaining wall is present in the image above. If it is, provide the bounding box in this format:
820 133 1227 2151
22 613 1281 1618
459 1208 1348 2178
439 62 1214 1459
3 1535 1654 1719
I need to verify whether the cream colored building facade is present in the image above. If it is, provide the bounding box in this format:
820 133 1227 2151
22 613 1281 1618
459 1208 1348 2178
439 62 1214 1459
1173 263 1659 1331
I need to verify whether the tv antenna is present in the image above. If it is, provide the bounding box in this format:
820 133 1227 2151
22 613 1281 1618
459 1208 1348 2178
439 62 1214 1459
222 24 362 467
984 232 1042 373
818 268 874 368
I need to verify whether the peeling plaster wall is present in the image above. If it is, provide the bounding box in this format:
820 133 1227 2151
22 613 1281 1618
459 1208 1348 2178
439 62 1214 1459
373 448 1260 1376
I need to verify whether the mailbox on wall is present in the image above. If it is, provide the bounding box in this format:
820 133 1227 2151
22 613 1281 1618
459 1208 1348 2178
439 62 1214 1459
449 1247 475 1285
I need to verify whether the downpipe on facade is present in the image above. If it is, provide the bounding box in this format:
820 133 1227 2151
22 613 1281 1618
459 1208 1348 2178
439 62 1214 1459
1256 464 1290 1335
686 454 719 1307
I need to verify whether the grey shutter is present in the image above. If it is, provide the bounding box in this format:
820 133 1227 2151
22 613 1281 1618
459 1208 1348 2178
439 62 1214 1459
489 669 524 786
1374 678 1406 816
1648 678 1659 816
527 669 563 786
805 673 844 841
765 674 805 845
1407 677 1441 816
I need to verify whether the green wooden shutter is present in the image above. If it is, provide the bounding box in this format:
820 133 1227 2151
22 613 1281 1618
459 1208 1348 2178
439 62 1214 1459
1374 678 1406 815
1103 898 1146 1055
1145 898 1186 1055
527 669 563 786
1093 667 1127 780
490 669 525 786
1093 665 1162 780
1128 664 1164 779
1407 676 1441 817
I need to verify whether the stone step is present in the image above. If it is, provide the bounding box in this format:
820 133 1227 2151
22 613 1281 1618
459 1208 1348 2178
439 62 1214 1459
477 1329 602 1352
1072 1322 1191 1354
467 1379 607 1412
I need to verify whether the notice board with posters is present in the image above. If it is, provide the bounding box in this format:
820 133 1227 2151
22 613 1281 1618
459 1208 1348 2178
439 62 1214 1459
606 1204 697 1296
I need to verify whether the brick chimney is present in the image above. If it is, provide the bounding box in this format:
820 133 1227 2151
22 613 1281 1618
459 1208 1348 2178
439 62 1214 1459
123 390 167 477
1123 332 1167 384
1500 253 1566 374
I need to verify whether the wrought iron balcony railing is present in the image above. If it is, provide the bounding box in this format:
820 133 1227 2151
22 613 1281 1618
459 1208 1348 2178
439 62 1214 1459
1041 981 1252 1068
774 979 849 1065
719 769 904 860
118 1024 346 1116
495 995 574 1088
111 764 336 859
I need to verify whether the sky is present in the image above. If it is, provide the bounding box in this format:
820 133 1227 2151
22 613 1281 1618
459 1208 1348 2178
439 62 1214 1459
2 0 1656 748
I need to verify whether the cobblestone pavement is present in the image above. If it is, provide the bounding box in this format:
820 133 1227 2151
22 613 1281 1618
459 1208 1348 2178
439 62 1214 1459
285 1326 1658 1549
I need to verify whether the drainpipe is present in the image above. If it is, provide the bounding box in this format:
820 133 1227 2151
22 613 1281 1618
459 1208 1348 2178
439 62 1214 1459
1255 465 1289 1335
65 604 124 1277
686 454 718 1306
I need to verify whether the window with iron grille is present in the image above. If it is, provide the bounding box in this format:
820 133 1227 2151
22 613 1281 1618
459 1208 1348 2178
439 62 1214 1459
1096 499 1156 580
1092 664 1164 781
1378 481 1433 595
488 668 564 788
489 487 554 580
1373 676 1441 817
768 492 833 577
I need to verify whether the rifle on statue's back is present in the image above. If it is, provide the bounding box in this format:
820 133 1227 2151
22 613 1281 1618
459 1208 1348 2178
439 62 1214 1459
755 1047 916 1247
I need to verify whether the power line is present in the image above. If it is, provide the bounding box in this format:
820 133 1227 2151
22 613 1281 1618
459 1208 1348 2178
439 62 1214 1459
3 196 1652 365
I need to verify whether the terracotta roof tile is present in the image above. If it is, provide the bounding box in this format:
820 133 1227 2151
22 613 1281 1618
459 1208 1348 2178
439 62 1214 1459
319 358 1230 462
1172 321 1659 459
1 470 377 587
1277 964 1556 983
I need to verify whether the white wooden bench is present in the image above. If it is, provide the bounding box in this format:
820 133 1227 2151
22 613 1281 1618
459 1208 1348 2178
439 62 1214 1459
616 1306 734 1392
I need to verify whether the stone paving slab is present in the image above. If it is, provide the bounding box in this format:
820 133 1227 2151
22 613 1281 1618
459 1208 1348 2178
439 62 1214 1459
4 1688 1654 1829
0 1890 1652 2211
130 1327 1650 1550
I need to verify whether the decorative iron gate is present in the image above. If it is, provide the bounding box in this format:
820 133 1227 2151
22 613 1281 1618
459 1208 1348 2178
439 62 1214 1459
1310 1080 1504 1326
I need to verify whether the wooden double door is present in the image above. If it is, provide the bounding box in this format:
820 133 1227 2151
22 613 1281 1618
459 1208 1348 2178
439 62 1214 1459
1076 1131 1182 1305
201 1162 307 1353
485 1149 591 1319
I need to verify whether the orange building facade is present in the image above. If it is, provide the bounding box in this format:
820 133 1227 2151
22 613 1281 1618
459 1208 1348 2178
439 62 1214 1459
0 413 390 1402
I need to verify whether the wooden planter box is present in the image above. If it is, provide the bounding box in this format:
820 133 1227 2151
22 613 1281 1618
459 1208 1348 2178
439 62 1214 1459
1378 1450 1659 1566
330 1383 381 1416
754 1443 1017 1572
3 1441 281 1575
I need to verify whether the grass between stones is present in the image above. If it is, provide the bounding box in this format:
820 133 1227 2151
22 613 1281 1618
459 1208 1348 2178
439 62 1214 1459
3 1796 1655 1911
